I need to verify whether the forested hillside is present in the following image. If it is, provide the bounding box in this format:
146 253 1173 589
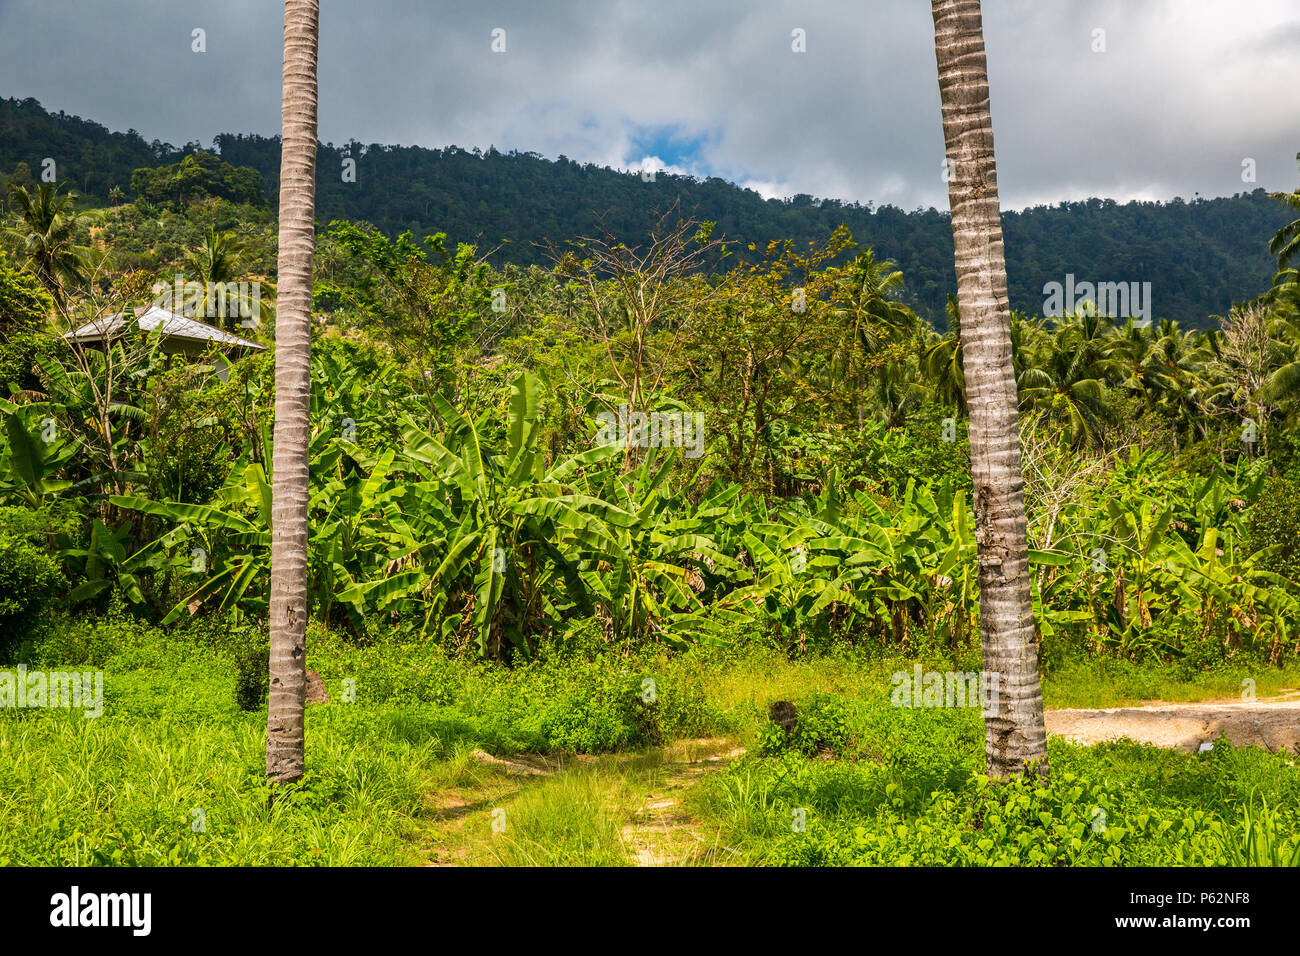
5 1 1300 875
1 95 1289 327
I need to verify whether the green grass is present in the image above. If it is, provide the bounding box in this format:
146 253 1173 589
0 613 734 865
689 707 1300 866
476 767 637 867
4 613 1299 866
1040 656 1300 709
0 706 443 865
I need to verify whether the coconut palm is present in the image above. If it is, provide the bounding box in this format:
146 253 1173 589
1007 312 1044 382
931 0 1048 779
920 294 966 413
1148 322 1209 446
1262 309 1300 412
867 358 929 428
3 181 88 304
1017 329 1111 447
180 227 274 329
833 248 918 346
266 0 319 786
830 248 919 426
1268 154 1300 278
1065 310 1114 373
1110 320 1179 409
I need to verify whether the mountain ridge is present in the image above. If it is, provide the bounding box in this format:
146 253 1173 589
1 95 1291 327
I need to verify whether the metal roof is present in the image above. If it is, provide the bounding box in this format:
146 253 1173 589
63 306 266 351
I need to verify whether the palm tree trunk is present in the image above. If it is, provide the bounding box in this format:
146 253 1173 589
266 0 319 785
931 0 1048 779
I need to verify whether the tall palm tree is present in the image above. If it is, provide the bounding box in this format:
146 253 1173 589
1261 309 1300 413
3 181 88 304
931 0 1048 779
1268 153 1300 280
867 358 929 428
921 294 966 412
833 248 918 346
830 248 919 426
1017 331 1110 447
1107 321 1160 403
266 0 319 786
1015 317 1117 446
1147 322 1207 448
180 227 274 328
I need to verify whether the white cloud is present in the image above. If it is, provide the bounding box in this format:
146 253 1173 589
0 0 1295 211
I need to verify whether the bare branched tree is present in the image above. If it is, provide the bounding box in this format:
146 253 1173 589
547 205 725 458
43 264 161 503
1210 303 1274 458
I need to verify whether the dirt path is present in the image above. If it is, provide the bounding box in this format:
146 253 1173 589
420 738 745 866
618 738 745 866
1046 690 1300 753
422 690 1300 867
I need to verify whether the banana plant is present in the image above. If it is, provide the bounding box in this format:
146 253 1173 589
1106 496 1175 646
1160 527 1298 661
31 343 156 498
110 458 272 622
342 370 632 656
58 517 147 605
0 401 74 506
575 453 741 646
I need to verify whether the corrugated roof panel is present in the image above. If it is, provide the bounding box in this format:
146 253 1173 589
63 306 265 351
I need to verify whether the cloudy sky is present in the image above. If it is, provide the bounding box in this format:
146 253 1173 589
1 0 1297 210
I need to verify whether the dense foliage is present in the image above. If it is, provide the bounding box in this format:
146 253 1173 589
129 151 265 209
3 107 1300 867
2 96 1292 327
3 152 1300 668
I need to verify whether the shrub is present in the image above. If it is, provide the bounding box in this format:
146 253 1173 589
1246 475 1300 583
627 673 665 747
234 643 270 711
657 655 728 739
758 692 850 757
0 247 51 338
144 362 240 504
532 692 637 753
0 326 61 396
0 520 64 659
863 404 971 500
535 616 612 662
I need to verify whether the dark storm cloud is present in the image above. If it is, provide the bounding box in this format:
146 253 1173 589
0 0 1296 209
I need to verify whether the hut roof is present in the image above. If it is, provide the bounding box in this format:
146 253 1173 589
63 305 266 352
